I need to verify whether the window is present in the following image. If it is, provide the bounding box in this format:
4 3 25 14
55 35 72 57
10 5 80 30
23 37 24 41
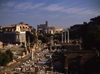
17 35 19 39
18 35 19 39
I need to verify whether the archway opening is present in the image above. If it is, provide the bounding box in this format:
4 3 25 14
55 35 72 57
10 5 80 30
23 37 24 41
53 62 63 72
68 62 78 73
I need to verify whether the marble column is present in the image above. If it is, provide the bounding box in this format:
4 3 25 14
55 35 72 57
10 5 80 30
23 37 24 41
65 32 66 43
25 41 26 47
67 31 69 43
31 49 33 60
62 32 63 43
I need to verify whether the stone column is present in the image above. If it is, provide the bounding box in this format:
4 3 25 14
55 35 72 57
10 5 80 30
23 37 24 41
35 66 39 74
50 46 52 50
67 31 69 43
25 41 26 48
24 46 27 55
62 32 63 43
65 32 66 43
64 56 68 74
31 49 33 60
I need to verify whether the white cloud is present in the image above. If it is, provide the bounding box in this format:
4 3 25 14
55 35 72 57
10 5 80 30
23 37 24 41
42 4 65 11
47 14 59 18
30 3 44 9
0 8 9 12
42 3 100 16
15 2 44 10
17 13 25 15
15 2 32 10
6 2 15 7
0 1 15 7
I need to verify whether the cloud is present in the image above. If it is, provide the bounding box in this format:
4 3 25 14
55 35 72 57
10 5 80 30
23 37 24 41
47 14 59 18
0 8 9 12
6 2 15 7
42 3 100 16
0 1 15 7
17 13 25 15
15 2 32 10
42 4 65 11
30 3 44 9
15 2 44 10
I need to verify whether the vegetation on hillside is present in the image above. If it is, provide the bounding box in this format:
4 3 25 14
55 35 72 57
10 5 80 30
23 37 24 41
0 50 13 66
70 16 100 51
38 34 49 43
26 31 37 43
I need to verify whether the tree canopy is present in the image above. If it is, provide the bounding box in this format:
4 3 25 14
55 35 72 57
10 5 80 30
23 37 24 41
70 16 100 51
38 34 49 43
0 50 13 66
26 31 37 43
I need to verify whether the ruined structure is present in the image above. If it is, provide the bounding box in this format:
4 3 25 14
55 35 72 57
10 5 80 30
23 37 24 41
0 23 30 44
61 28 69 43
49 50 99 74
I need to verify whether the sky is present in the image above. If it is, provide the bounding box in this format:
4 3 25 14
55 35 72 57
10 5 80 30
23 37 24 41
0 0 100 29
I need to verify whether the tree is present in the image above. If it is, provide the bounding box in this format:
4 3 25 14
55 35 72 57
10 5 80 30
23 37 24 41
82 16 100 51
83 30 100 51
0 51 3 66
38 34 49 43
2 53 9 66
38 35 43 40
42 36 49 43
6 50 13 61
0 50 13 66
26 31 37 43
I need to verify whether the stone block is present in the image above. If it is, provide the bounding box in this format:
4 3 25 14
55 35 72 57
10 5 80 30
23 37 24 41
18 56 21 59
23 52 25 56
21 67 25 72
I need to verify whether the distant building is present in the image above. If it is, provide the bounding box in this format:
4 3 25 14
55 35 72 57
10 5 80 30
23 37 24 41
2 23 30 32
44 26 55 34
55 28 64 33
37 21 48 33
37 21 55 34
0 22 30 44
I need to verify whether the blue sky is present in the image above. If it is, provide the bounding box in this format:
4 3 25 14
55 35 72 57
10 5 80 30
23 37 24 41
0 0 100 29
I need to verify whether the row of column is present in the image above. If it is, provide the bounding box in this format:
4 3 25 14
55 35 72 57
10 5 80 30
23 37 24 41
62 31 69 43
